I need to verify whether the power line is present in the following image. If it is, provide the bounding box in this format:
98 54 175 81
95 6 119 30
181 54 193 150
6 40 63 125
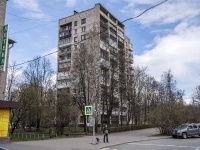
122 0 168 23
9 21 57 35
6 12 57 22
7 0 168 68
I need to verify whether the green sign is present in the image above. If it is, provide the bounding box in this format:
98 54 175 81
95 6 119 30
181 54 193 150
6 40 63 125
84 105 93 116
0 25 9 72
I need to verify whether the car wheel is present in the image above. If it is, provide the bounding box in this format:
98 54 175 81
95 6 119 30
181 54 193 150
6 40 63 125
182 133 187 139
172 135 176 138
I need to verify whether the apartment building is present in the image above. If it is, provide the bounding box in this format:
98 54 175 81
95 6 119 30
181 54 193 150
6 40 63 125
57 3 133 125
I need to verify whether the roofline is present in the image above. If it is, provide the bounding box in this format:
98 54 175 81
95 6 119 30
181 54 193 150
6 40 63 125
59 3 125 27
0 100 22 109
96 3 124 26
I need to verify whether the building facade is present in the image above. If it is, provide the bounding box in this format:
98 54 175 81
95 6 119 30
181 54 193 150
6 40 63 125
57 3 133 125
0 0 7 100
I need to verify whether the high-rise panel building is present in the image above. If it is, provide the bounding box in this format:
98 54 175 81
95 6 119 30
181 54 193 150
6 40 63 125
57 3 133 125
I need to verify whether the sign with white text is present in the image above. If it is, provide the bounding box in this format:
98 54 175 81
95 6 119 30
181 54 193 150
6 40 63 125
0 25 9 72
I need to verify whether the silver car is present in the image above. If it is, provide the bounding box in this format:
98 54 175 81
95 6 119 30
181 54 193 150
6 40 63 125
171 123 200 139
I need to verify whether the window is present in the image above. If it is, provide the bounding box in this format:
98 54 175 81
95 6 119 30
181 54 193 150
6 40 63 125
81 43 85 48
81 34 86 41
81 18 86 24
74 37 78 42
63 45 71 51
67 54 71 59
118 29 124 38
73 53 78 58
74 45 78 50
118 36 124 43
59 37 71 46
188 125 193 129
193 125 197 129
74 21 78 26
82 26 86 32
74 29 77 34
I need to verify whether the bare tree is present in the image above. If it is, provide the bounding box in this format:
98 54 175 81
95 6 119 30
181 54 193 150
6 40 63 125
191 85 200 122
118 47 127 128
22 57 54 130
148 70 185 135
71 24 100 132
5 61 21 101
128 66 148 125
55 91 71 136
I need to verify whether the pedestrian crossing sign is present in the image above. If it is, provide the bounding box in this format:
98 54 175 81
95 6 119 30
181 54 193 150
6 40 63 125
84 105 93 116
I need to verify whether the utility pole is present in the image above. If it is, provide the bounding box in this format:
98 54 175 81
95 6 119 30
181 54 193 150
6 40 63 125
0 0 8 100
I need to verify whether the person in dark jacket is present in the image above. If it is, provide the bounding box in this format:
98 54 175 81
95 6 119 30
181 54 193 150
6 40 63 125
103 125 108 143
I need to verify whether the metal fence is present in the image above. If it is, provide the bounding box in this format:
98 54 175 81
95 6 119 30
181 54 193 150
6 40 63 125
10 133 49 139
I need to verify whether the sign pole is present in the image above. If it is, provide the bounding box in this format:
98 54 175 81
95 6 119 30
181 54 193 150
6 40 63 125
84 105 96 144
91 102 97 144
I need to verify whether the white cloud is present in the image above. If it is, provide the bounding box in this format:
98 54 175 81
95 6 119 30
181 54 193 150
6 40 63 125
42 48 57 71
134 23 200 97
13 0 40 12
42 47 57 60
124 0 161 7
66 0 78 7
121 0 200 26
13 0 47 19
51 73 57 86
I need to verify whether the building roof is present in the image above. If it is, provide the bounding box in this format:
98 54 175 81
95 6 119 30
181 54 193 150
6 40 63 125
0 100 22 109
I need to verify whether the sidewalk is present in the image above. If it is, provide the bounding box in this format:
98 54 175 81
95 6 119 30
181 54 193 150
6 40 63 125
1 128 169 150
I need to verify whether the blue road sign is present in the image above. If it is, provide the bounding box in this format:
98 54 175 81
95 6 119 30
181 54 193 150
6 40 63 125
85 106 93 115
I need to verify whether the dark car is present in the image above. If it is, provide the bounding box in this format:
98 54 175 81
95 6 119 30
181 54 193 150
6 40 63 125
171 123 200 139
0 147 11 150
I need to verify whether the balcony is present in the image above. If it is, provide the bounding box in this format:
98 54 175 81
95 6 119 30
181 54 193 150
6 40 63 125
100 20 108 29
100 58 109 69
100 40 108 50
59 42 71 48
58 67 70 72
110 54 117 62
129 48 133 52
129 54 133 59
118 40 124 47
129 59 133 64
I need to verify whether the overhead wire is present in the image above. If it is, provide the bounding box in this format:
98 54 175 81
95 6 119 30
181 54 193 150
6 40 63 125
122 0 168 23
7 0 168 68
9 21 57 35
6 12 57 22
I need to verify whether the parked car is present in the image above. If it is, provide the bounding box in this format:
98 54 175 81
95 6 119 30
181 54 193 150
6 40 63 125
0 147 11 150
171 123 200 139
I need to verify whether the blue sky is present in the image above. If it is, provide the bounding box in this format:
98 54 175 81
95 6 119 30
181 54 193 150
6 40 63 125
5 0 200 103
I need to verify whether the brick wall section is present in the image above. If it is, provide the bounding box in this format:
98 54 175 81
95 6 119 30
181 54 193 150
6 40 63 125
0 0 7 100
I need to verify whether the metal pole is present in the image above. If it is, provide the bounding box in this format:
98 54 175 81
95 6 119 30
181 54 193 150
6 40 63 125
92 103 97 144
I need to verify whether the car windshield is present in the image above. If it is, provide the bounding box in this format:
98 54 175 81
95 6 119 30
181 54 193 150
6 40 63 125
178 124 188 129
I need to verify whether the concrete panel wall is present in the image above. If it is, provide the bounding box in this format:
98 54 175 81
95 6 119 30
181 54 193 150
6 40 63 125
0 0 7 100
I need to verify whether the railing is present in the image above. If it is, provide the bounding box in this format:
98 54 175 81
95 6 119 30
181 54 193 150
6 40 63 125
10 133 49 139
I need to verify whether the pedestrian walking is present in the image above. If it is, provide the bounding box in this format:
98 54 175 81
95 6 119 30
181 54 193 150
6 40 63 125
103 125 108 143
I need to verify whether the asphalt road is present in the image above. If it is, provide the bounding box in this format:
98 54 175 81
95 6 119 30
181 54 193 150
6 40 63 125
101 137 200 150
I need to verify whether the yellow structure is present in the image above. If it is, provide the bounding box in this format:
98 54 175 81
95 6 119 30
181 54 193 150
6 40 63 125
0 108 10 137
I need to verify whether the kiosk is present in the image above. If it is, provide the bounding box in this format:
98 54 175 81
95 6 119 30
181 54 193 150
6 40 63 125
0 100 21 143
